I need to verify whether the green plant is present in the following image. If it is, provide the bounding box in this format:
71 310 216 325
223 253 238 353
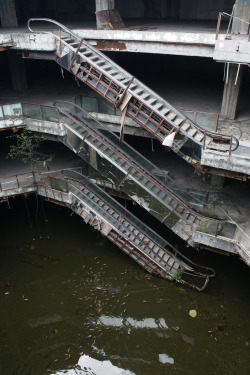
173 269 182 282
6 128 53 170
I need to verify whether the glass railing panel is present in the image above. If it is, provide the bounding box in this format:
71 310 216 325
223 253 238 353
18 174 35 188
56 102 224 220
81 96 98 112
180 110 218 132
196 112 218 132
0 106 4 120
3 103 22 119
63 128 82 152
96 153 126 186
179 139 202 161
123 178 170 223
75 96 81 107
78 143 90 165
41 106 59 122
22 103 41 120
164 212 180 227
98 98 115 115
50 177 68 192
1 178 19 190
115 107 122 116
62 170 171 249
180 110 195 122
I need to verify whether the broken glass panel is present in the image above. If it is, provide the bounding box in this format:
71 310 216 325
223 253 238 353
98 98 115 115
50 177 68 192
3 103 22 119
22 103 41 120
0 106 3 120
81 96 98 112
196 112 218 132
96 152 126 186
41 106 59 122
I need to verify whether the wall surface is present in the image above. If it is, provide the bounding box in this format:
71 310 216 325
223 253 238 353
4 0 236 26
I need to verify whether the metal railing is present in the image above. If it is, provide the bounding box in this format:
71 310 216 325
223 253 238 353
0 171 36 192
0 102 60 123
0 100 231 223
216 10 250 41
26 18 240 153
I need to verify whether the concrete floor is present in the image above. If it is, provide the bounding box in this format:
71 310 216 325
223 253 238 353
2 19 228 34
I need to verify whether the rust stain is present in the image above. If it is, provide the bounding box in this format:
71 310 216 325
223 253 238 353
0 46 7 51
96 40 127 51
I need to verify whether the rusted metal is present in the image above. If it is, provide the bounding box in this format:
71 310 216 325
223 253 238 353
161 203 180 224
117 166 133 188
96 40 127 51
229 135 232 156
69 37 84 72
22 51 57 60
76 134 89 154
0 46 8 51
190 160 210 175
209 167 248 181
175 117 188 135
216 12 222 40
116 76 134 108
80 63 124 106
108 231 164 278
62 108 207 226
203 131 206 150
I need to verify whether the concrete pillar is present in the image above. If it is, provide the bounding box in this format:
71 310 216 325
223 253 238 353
7 50 28 92
220 0 250 119
95 0 115 29
221 63 244 119
0 0 18 28
233 0 250 34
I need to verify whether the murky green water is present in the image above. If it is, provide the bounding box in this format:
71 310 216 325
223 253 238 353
0 196 250 375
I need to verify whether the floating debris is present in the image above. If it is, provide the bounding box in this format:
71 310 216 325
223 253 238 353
189 309 197 318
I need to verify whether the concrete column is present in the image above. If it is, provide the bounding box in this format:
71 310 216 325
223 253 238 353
221 63 244 119
0 0 18 28
220 0 250 119
7 50 28 92
233 0 250 34
95 0 115 29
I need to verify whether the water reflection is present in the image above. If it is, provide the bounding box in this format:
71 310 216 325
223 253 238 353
0 197 250 375
97 315 168 330
51 354 136 375
158 353 174 364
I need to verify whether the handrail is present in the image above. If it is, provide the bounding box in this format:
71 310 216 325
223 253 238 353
27 18 240 153
66 180 212 292
56 100 228 222
0 167 212 291
202 128 239 153
0 100 228 221
63 169 216 281
27 18 131 85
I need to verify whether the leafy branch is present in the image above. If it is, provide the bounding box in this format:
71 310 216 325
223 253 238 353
6 128 54 170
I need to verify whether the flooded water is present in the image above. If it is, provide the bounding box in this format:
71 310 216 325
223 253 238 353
0 196 250 375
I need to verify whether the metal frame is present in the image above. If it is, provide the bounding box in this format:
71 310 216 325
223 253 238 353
27 18 239 156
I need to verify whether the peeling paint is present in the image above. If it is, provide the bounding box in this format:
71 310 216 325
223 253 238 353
96 40 127 51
